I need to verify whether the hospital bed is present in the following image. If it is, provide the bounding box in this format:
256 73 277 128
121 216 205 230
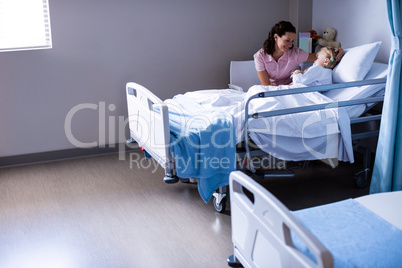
227 171 402 268
239 61 387 183
125 47 388 212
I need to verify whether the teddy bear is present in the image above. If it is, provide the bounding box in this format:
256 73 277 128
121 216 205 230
318 27 341 48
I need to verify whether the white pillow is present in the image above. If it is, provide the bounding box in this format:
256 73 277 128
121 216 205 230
332 41 381 83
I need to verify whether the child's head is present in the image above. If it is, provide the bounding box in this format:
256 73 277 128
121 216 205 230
315 47 339 69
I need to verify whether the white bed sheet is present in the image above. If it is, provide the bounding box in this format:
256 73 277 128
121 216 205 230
183 86 354 162
245 85 353 162
183 62 387 163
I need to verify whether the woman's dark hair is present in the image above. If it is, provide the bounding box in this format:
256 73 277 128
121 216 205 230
263 21 296 55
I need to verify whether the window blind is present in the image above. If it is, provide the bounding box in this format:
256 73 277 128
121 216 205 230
0 0 52 52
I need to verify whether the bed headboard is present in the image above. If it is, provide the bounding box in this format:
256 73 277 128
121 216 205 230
229 60 260 92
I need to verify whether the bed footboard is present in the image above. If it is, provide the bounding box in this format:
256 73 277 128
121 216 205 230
126 82 178 183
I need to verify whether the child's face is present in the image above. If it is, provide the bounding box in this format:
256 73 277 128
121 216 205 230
314 51 329 67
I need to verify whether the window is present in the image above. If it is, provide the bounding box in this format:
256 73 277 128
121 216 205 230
0 0 52 52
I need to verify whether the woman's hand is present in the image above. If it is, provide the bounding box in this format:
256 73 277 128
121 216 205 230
335 47 345 62
291 69 303 78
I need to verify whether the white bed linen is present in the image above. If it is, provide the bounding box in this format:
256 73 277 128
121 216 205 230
183 85 354 162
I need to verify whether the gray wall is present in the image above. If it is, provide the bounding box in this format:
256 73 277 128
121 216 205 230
289 0 312 47
312 0 390 153
312 0 390 63
0 0 391 158
0 0 289 157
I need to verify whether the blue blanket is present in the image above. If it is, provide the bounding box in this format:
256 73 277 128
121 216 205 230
291 199 402 267
165 94 236 203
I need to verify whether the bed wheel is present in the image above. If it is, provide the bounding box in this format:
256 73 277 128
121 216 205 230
179 178 190 183
213 196 227 213
163 175 179 184
354 168 369 188
227 254 243 267
213 187 227 213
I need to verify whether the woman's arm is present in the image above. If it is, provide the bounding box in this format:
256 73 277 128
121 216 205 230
257 70 271 86
334 47 345 61
306 47 345 62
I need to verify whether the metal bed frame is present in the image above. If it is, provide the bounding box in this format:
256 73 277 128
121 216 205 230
125 77 386 213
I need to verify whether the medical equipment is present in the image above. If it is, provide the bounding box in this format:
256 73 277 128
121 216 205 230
227 170 402 268
125 60 387 212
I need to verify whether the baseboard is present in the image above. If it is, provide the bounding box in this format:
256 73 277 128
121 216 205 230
0 143 139 168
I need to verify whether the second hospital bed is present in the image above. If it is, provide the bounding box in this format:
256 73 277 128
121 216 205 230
227 171 402 268
125 45 388 212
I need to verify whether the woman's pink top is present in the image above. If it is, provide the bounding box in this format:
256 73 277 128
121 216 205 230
254 48 309 85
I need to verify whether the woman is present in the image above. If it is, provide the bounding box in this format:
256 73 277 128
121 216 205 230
254 21 344 86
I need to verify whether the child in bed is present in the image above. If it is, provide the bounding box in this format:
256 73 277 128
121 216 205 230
291 47 339 86
245 47 340 111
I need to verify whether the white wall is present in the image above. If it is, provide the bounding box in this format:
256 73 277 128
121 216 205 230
0 0 289 157
312 0 390 63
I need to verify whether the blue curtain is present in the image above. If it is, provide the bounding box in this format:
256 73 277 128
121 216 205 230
370 0 402 193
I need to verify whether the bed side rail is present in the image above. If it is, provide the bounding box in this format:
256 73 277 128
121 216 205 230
245 78 386 118
250 96 384 119
126 82 175 180
246 79 386 136
250 78 386 99
229 171 333 268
